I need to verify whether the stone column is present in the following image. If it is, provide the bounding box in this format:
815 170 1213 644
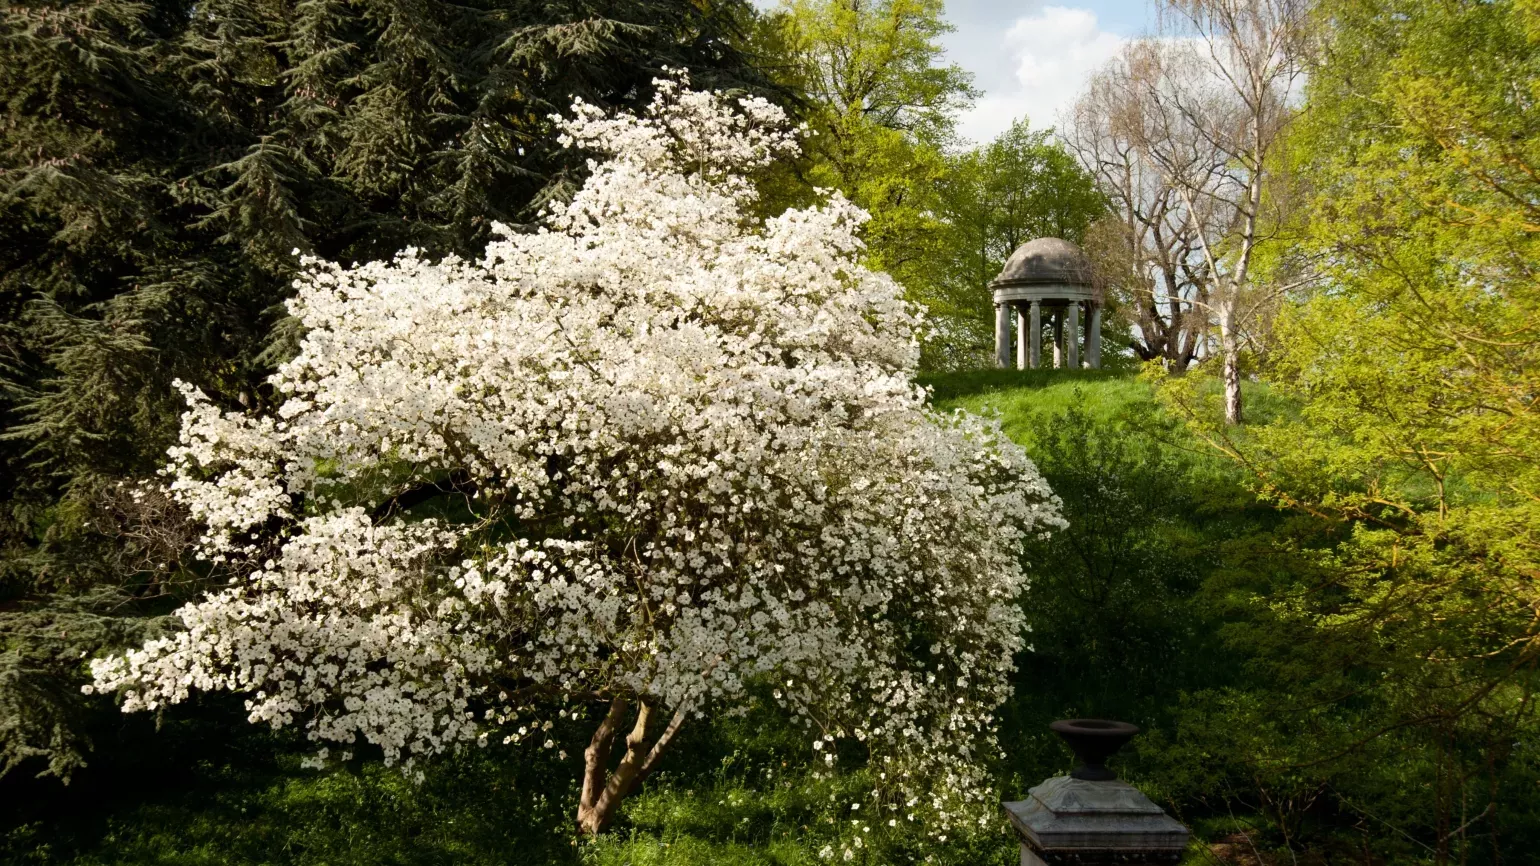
1088 303 1103 369
995 303 1010 368
1028 300 1042 369
1051 308 1064 368
1016 305 1029 369
1066 302 1080 369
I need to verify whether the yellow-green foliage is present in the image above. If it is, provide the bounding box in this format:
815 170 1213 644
1150 0 1540 858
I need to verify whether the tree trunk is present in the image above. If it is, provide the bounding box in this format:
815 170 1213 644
1219 301 1243 425
575 696 687 836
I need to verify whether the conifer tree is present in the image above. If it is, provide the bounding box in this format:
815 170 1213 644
0 0 772 779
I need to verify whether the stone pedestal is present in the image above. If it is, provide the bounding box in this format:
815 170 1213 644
1004 776 1188 866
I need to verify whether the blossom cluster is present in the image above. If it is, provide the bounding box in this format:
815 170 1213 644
89 72 1063 826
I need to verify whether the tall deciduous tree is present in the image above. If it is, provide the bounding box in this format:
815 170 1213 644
0 0 771 779
87 80 1063 837
1161 0 1307 424
1073 0 1307 420
776 0 971 141
768 0 1110 370
768 0 978 361
1064 49 1210 372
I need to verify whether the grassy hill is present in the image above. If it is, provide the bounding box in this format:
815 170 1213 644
920 368 1294 455
920 369 1159 447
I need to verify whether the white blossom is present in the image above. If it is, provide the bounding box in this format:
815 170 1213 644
90 72 1063 828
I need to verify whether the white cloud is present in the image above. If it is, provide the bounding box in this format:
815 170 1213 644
953 5 1128 145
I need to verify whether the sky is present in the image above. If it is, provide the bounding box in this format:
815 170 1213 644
753 0 1158 146
940 0 1156 144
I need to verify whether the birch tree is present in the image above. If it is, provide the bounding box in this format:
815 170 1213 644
1072 0 1308 421
1158 0 1307 423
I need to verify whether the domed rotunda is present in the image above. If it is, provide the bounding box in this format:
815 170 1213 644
991 237 1102 369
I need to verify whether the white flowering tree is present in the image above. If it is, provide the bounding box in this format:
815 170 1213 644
88 74 1063 836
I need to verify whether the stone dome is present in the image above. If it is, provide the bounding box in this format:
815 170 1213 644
991 237 1093 287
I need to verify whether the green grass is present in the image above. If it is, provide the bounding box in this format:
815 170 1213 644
919 369 1157 450
3 743 581 866
919 367 1294 457
917 368 1134 404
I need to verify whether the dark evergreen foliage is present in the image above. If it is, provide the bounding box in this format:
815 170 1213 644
0 0 773 779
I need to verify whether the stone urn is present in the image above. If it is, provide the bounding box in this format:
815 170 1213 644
1002 719 1189 866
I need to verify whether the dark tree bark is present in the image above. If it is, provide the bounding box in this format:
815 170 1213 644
576 696 687 836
